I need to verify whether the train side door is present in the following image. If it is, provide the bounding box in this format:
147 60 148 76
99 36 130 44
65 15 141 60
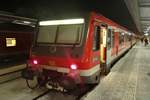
92 22 107 73
100 25 107 64
99 24 107 74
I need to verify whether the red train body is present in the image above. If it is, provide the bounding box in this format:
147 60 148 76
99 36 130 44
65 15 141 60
24 12 136 90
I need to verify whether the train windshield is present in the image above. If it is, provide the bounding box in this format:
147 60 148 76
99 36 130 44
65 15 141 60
37 23 84 44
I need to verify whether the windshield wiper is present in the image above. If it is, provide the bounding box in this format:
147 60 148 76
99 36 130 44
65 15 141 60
72 26 80 49
54 26 59 43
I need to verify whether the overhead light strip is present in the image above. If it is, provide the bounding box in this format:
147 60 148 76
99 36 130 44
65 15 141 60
39 18 84 26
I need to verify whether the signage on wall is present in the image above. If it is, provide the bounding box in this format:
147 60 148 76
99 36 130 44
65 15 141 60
6 38 16 47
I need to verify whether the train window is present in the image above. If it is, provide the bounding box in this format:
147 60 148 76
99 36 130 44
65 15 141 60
124 34 128 42
107 29 112 50
6 38 16 47
37 25 57 43
56 24 83 44
127 34 132 41
93 25 100 51
37 24 83 44
111 30 115 48
119 32 124 45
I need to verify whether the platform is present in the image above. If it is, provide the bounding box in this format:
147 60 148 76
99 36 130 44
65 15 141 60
0 43 150 100
81 43 150 100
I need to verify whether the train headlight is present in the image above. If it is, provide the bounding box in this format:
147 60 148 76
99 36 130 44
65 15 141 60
33 60 38 65
70 64 77 70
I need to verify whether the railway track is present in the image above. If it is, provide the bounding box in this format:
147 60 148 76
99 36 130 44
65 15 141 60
32 84 96 100
0 64 26 83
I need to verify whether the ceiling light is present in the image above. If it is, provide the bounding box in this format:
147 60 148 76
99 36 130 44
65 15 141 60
39 18 84 26
144 33 148 36
23 21 31 24
12 20 32 25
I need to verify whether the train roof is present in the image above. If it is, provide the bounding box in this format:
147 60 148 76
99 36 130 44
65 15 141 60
92 12 130 32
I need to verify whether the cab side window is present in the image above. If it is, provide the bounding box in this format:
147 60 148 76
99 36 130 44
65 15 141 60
93 26 100 51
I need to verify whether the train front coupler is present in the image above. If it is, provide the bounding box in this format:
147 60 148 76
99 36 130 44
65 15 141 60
21 66 36 80
21 62 45 89
22 59 42 79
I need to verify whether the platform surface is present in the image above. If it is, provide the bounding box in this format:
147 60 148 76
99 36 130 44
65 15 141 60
82 43 150 100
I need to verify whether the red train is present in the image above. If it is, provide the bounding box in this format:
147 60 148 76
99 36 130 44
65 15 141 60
23 12 136 90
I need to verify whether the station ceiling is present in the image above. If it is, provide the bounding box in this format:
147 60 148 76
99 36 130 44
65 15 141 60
0 0 141 34
138 0 150 35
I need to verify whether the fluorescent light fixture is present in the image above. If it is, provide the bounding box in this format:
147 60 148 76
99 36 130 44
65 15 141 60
12 20 32 25
145 33 148 36
23 21 31 24
128 33 131 35
121 33 125 35
39 18 84 26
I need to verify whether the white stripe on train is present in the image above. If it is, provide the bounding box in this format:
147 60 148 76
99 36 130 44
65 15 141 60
41 64 100 77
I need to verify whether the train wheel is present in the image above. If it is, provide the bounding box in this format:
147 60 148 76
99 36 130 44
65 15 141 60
59 76 77 91
100 63 109 75
37 75 48 87
96 72 101 84
105 67 110 75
